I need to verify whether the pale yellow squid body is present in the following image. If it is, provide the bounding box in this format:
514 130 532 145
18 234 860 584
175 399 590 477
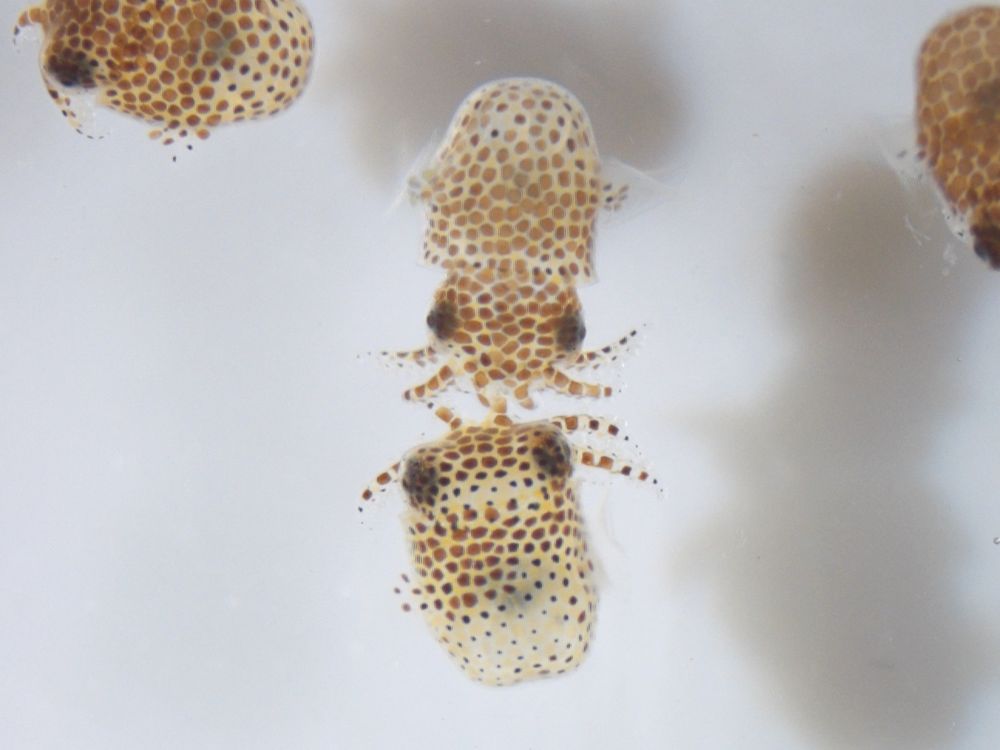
362 407 654 686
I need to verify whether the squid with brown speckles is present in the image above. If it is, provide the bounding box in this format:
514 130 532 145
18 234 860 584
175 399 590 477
916 5 1000 268
361 406 656 687
15 0 314 145
363 78 659 686
383 78 643 412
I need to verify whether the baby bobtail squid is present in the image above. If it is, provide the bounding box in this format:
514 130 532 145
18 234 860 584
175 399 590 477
379 263 641 411
360 404 657 686
14 0 315 146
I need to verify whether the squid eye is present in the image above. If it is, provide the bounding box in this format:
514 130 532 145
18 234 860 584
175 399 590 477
426 300 459 339
974 235 1000 269
555 311 586 352
401 455 440 509
45 52 97 89
530 432 573 480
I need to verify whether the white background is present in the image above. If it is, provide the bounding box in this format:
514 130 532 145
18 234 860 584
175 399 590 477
2 1 999 748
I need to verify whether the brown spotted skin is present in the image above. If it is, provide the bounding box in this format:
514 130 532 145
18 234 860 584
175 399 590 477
397 420 595 686
15 0 314 145
411 78 625 286
362 410 656 685
397 265 635 410
917 6 1000 268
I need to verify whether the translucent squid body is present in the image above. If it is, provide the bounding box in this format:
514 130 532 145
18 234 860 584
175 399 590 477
409 78 629 286
917 5 1000 268
14 0 314 144
383 264 638 410
361 406 654 686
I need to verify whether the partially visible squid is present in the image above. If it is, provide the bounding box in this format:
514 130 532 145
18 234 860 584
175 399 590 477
15 0 314 145
916 5 1000 268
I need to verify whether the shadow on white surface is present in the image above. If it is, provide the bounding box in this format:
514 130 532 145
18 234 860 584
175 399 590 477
682 157 999 749
324 0 682 183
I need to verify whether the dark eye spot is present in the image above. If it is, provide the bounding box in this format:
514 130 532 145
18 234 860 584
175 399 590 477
46 51 97 89
974 80 1000 121
972 219 1000 269
402 455 439 508
555 311 586 351
531 432 572 479
426 300 459 339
